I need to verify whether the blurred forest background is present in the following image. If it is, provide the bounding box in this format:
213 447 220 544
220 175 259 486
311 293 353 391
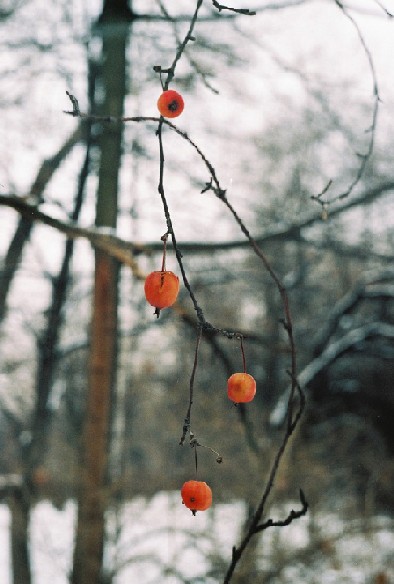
0 0 393 583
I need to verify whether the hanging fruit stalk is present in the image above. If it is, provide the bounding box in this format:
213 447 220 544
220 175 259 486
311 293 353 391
227 336 256 403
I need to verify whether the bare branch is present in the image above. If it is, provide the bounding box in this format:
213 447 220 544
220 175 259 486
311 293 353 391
0 195 145 277
223 380 306 583
154 0 204 90
372 0 394 17
312 0 381 207
255 489 308 532
2 177 392 264
179 326 203 446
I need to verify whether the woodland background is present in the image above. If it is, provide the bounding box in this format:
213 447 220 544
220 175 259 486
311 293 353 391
0 0 393 583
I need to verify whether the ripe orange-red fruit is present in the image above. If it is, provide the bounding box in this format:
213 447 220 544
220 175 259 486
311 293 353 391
181 480 212 515
157 90 184 118
227 372 256 403
144 270 180 309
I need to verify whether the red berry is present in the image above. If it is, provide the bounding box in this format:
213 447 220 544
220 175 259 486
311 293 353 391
181 480 212 515
144 271 179 309
227 372 256 403
157 90 184 118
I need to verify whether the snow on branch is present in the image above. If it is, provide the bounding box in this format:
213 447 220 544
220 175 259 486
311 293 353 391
271 321 394 425
0 194 145 277
312 267 394 357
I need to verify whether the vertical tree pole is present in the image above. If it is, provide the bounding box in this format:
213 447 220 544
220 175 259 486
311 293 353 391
72 3 133 583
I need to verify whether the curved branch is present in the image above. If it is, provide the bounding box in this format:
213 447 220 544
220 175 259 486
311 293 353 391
312 0 381 207
0 195 144 276
223 379 306 583
255 489 308 532
271 321 394 426
2 178 392 265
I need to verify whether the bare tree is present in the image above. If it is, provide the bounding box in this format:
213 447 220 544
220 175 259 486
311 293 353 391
0 1 393 583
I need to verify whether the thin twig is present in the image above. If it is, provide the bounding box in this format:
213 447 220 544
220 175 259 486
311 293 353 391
208 188 298 431
212 1 256 15
156 120 207 326
312 0 381 209
254 489 308 532
179 326 203 446
223 382 306 583
153 0 204 90
372 0 393 17
156 0 220 94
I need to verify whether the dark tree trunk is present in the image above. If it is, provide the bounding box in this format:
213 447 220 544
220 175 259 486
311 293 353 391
72 4 131 582
9 490 31 584
7 132 91 584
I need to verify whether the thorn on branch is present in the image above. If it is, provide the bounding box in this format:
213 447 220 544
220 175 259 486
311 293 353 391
153 65 170 74
299 488 307 507
64 91 81 117
202 179 226 199
201 179 213 194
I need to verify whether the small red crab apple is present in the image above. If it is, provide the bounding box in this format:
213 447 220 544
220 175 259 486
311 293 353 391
181 480 212 515
144 270 180 310
157 89 184 118
227 372 256 404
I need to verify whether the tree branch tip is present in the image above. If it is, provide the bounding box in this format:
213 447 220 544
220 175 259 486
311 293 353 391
212 1 256 15
153 65 170 74
63 109 78 117
65 91 81 117
299 488 307 506
201 180 213 194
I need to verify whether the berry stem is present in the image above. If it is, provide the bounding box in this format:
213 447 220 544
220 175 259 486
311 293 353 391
193 435 198 478
160 231 169 271
239 335 246 373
